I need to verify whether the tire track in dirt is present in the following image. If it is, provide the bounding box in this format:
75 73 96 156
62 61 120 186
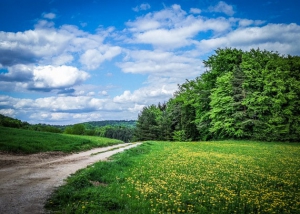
0 143 141 214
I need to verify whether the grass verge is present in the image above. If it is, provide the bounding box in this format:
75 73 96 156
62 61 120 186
46 141 300 213
0 126 123 154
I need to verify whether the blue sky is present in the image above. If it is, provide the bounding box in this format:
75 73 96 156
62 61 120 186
0 0 300 125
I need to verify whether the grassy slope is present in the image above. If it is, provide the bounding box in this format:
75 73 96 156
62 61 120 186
46 141 300 214
0 126 122 154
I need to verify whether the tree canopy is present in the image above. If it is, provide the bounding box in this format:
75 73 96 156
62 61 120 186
134 48 300 142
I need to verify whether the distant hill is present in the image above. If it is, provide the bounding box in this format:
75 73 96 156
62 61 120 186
0 114 63 133
81 120 136 129
0 114 136 131
0 114 30 128
0 114 137 142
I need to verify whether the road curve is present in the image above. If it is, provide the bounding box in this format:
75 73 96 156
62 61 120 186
0 143 141 214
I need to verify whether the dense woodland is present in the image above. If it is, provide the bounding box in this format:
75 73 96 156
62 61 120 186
134 48 300 142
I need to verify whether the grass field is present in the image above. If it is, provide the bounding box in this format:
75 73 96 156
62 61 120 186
46 141 300 213
0 126 122 154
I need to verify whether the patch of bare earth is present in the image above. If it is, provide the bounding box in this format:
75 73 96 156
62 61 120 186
0 143 141 214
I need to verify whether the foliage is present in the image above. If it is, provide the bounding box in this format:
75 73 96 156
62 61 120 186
134 48 300 142
0 114 62 133
0 126 122 154
64 122 135 142
81 120 136 128
64 124 86 135
0 114 135 142
103 126 134 143
46 141 300 213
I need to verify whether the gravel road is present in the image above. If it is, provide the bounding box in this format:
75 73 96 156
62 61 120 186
0 143 141 214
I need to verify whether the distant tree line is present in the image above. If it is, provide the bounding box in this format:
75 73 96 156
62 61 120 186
134 48 300 142
0 115 135 142
0 114 62 133
64 124 134 142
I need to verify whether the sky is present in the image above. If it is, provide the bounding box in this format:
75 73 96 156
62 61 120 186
0 0 300 125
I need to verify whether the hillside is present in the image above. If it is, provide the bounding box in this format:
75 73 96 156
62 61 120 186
0 126 122 154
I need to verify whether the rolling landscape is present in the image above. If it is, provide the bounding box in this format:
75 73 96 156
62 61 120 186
1 0 300 213
1 45 300 214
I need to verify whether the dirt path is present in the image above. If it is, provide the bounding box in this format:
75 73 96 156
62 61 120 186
0 143 141 214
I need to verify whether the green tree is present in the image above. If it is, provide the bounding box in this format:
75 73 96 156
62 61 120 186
72 124 85 135
134 105 161 141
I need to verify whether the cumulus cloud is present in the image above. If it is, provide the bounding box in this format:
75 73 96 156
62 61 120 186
209 1 235 16
31 65 90 90
2 95 107 113
129 104 145 113
0 48 37 67
0 94 139 124
0 108 15 117
118 49 202 81
0 65 89 92
132 3 151 12
0 20 122 95
0 22 119 69
113 85 174 105
197 23 300 55
126 4 231 49
80 46 121 70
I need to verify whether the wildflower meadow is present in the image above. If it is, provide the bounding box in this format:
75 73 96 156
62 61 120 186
46 141 300 213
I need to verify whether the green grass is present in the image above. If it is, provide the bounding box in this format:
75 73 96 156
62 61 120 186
0 126 123 154
45 141 300 213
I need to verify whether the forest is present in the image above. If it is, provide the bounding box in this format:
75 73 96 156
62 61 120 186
134 48 300 142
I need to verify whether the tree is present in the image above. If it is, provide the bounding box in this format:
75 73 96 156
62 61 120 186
72 124 85 135
134 105 161 141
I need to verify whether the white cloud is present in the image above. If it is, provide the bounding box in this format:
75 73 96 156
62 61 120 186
51 54 74 66
87 91 95 96
236 18 265 27
0 108 16 117
80 46 121 70
132 3 151 12
209 1 235 16
126 5 231 49
197 23 300 55
129 104 145 113
0 22 118 69
2 65 90 91
31 65 89 89
118 49 202 80
43 13 56 19
113 82 176 106
190 8 201 14
0 94 140 124
100 90 108 96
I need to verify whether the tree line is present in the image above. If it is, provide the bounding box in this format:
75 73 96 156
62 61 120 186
134 48 300 142
0 114 62 133
0 114 134 142
64 124 134 143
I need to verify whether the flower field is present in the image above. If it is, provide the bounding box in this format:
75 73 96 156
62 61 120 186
47 141 300 213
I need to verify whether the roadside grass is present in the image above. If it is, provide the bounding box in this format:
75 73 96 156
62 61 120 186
0 126 122 154
46 141 300 213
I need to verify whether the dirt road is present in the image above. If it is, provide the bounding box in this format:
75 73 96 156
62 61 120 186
0 143 141 214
